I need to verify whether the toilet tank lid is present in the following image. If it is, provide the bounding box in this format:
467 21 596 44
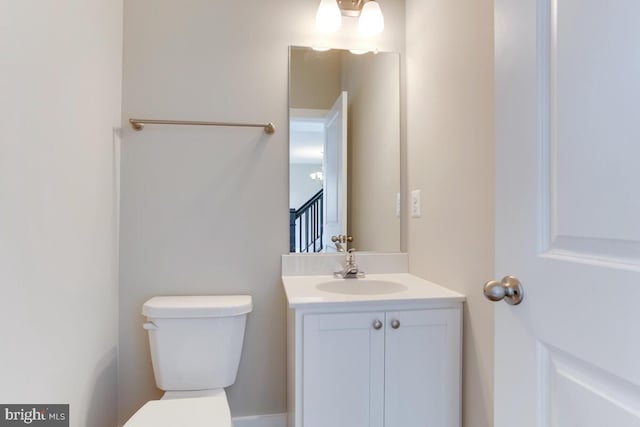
143 295 253 318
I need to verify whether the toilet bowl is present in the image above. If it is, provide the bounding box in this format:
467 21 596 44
124 391 230 427
124 295 253 427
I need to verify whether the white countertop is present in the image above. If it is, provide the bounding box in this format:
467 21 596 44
282 273 465 308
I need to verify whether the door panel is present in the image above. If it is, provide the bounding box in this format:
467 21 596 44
544 0 640 262
302 311 384 427
541 345 640 427
323 92 348 250
384 309 461 427
495 0 640 426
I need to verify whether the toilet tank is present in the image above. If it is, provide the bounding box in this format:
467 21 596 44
142 295 253 391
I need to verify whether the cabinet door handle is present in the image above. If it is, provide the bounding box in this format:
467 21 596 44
373 319 383 330
391 319 400 329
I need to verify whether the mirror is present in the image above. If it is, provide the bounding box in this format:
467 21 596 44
289 46 400 253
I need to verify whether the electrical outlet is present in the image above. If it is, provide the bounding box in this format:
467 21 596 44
411 190 421 218
396 192 401 217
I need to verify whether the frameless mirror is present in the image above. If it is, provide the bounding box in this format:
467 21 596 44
289 46 400 253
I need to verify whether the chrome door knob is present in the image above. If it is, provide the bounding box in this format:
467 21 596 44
483 276 524 305
373 320 383 330
391 319 400 329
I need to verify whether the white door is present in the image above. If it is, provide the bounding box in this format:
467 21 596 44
323 92 348 251
302 311 384 427
384 309 462 427
493 0 640 426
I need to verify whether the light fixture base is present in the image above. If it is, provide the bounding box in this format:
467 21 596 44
338 0 364 17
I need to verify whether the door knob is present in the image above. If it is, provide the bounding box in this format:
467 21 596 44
390 319 400 329
483 276 524 305
373 319 383 330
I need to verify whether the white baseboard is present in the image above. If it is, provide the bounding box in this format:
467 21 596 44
232 413 287 427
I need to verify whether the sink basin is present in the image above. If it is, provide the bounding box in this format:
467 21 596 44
316 279 408 295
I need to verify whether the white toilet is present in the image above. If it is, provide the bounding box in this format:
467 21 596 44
124 295 253 427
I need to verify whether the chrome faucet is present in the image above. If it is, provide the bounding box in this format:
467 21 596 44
334 249 365 279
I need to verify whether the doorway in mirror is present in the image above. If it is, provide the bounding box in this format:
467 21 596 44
289 46 401 253
289 91 347 253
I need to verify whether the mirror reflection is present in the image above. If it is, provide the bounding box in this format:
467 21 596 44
289 46 400 253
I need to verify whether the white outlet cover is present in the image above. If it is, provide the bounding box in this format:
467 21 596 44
396 192 401 217
411 189 421 218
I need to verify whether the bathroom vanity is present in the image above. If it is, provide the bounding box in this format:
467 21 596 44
282 254 464 427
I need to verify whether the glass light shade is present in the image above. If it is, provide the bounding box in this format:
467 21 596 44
358 1 384 36
310 171 324 181
316 0 342 33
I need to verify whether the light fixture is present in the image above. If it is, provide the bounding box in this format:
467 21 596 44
315 0 385 36
315 0 342 33
336 0 365 17
310 171 324 181
358 0 384 36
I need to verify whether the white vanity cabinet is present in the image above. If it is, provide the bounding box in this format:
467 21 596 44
287 303 462 427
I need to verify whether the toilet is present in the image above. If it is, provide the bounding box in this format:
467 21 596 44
124 295 253 427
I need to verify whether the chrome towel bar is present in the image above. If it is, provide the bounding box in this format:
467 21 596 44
129 118 275 134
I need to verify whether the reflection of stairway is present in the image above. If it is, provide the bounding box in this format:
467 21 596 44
289 189 323 253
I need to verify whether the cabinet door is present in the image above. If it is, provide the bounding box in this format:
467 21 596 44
384 309 462 427
303 311 385 427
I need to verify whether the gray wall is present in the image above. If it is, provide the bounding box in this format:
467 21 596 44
342 52 401 251
119 0 405 422
290 49 342 110
0 0 122 426
405 1 495 427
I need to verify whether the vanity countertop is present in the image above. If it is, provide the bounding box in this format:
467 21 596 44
282 273 465 308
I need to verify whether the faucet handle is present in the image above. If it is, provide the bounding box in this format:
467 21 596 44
331 235 354 243
348 248 356 253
